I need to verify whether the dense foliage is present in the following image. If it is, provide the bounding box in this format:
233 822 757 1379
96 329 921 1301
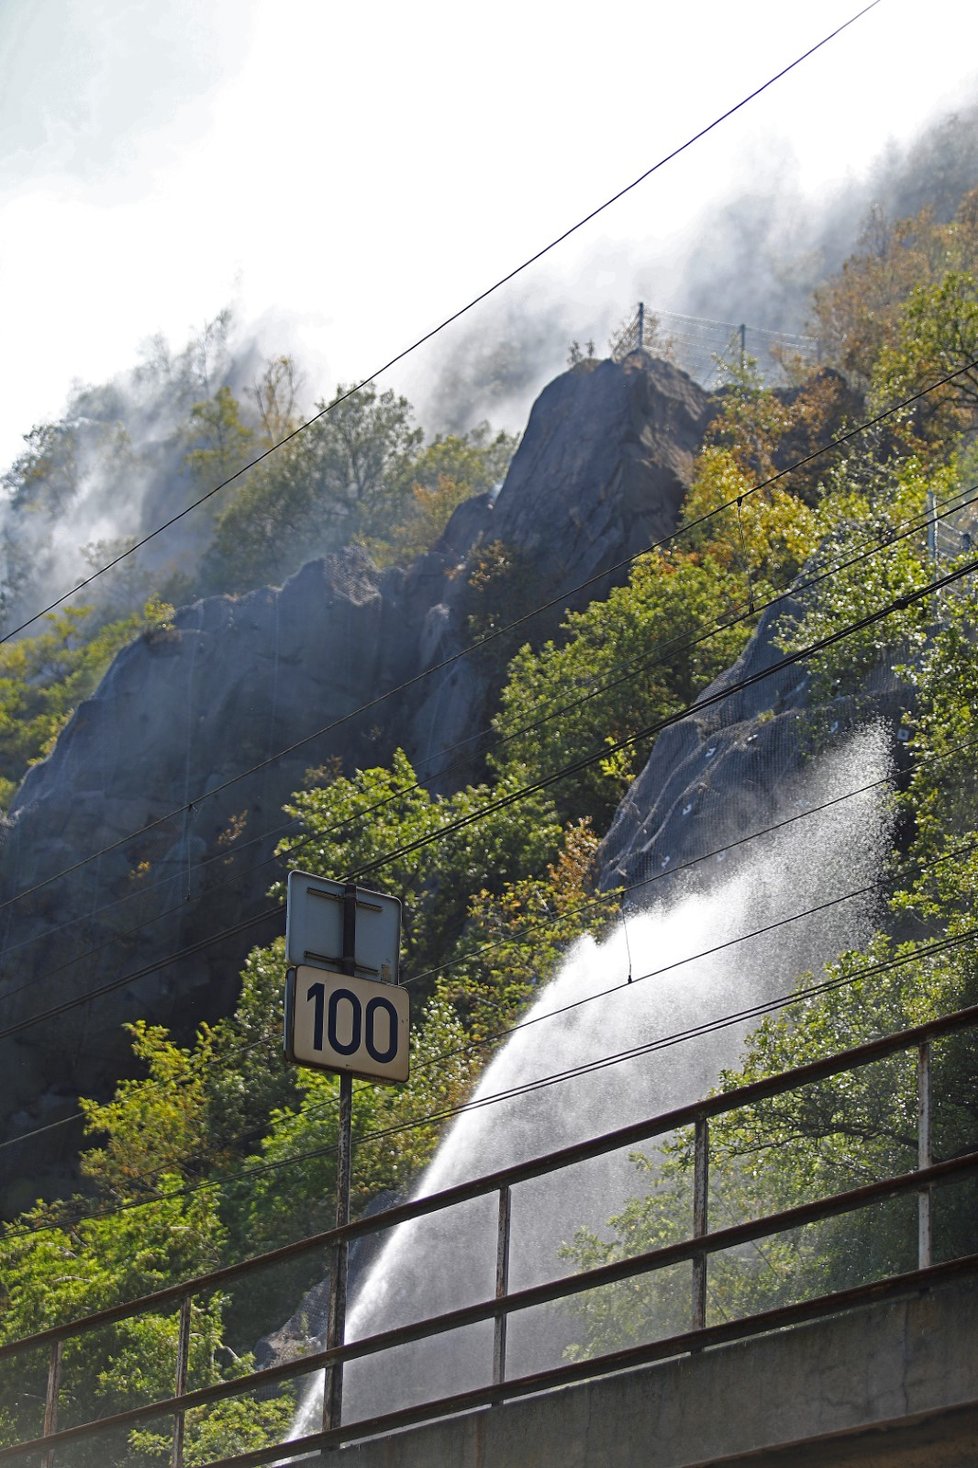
560 586 978 1346
0 323 518 631
558 285 978 1361
0 599 173 809
2 178 978 1460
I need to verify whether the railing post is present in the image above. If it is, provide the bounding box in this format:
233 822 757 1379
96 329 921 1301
692 1117 709 1332
493 1184 512 1387
171 1292 192 1468
917 1041 933 1269
41 1339 62 1468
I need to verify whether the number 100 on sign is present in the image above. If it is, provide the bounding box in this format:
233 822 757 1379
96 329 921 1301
285 966 410 1083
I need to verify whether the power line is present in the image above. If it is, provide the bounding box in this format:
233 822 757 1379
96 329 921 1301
9 653 976 1161
4 917 972 1246
0 1 881 651
357 928 978 1138
2 360 970 934
337 555 977 884
13 714 969 1161
150 824 978 1167
0 763 902 1158
0 905 282 1042
2 540 972 1044
3 519 969 1180
1 755 905 1156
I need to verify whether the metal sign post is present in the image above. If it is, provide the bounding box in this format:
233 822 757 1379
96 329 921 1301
323 884 356 1435
324 1066 352 1433
283 872 405 1438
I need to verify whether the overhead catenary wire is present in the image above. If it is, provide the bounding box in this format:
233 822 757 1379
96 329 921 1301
3 0 968 1277
5 481 969 1168
338 554 978 884
4 468 966 997
13 830 978 1204
7 609 968 1169
4 915 973 1246
132 822 978 1177
0 531 969 1046
0 0 883 654
0 111 963 1145
6 641 976 1168
2 355 973 940
0 755 905 1156
14 709 978 1162
3 539 974 1044
0 730 937 1160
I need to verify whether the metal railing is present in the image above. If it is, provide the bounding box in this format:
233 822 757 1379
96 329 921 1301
1 1003 976 1468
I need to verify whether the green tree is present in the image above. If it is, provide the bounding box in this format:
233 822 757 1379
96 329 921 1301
182 385 258 494
0 599 174 809
78 1021 217 1198
490 549 749 827
872 269 978 451
438 818 614 1044
3 419 81 517
682 360 820 583
559 479 978 1361
0 1184 241 1465
809 189 978 388
771 457 941 721
201 937 305 1170
204 383 423 592
370 472 473 567
361 424 517 567
276 747 563 989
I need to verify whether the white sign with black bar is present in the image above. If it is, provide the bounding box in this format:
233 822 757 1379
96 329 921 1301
285 871 401 983
285 965 410 1083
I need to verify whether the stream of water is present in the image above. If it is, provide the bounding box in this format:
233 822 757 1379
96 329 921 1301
289 727 892 1435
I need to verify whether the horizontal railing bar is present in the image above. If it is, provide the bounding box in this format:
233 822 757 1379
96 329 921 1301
237 1153 978 1371
2 1002 975 1364
196 1253 978 1468
4 1151 974 1462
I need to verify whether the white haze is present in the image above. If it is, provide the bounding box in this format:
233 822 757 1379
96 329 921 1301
2 0 977 479
290 725 893 1433
3 101 977 625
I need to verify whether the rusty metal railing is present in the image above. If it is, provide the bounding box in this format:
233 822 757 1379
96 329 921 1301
1 1003 976 1468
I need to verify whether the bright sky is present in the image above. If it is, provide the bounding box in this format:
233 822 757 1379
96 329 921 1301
0 0 975 471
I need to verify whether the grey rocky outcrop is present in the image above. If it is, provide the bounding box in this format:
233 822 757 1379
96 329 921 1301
401 351 711 786
0 351 711 1213
596 596 912 901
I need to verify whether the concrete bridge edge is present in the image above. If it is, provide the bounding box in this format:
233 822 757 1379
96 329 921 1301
323 1273 978 1467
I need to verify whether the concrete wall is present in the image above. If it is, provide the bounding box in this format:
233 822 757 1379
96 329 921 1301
321 1275 978 1468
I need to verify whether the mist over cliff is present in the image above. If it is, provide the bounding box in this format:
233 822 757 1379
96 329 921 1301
1 93 976 1220
5 95 978 639
0 352 714 1210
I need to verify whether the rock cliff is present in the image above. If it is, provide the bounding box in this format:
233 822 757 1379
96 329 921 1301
0 351 712 1212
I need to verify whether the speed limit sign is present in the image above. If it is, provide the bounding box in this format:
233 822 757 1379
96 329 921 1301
285 965 410 1083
